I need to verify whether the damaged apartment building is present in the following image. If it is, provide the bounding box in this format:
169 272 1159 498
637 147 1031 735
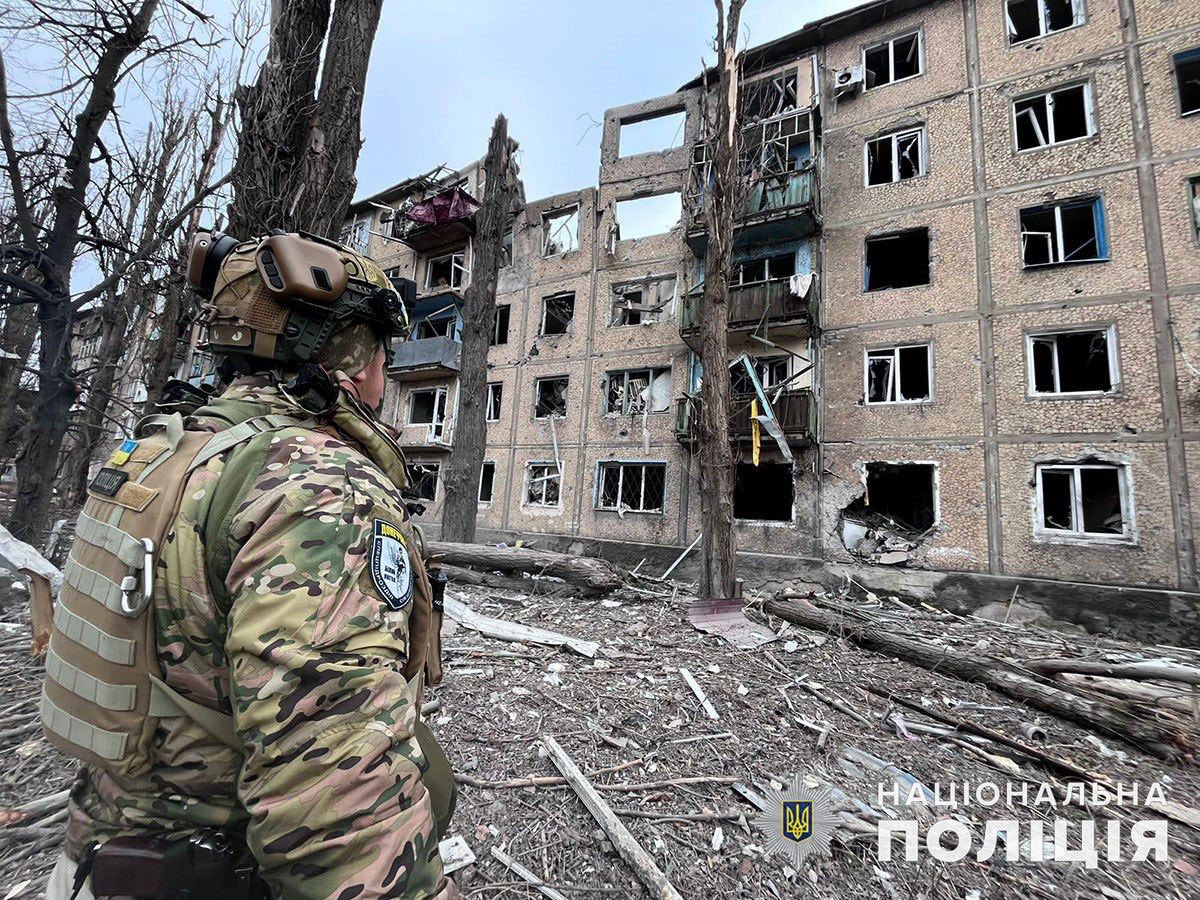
323 0 1200 627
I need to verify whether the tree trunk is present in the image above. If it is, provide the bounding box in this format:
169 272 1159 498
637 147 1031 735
695 0 746 599
441 115 520 543
764 598 1190 760
226 0 383 238
425 540 624 596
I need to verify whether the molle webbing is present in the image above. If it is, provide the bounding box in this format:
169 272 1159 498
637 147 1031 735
40 413 301 776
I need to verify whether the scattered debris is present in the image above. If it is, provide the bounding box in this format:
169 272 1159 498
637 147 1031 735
444 592 600 658
687 597 776 650
679 668 719 721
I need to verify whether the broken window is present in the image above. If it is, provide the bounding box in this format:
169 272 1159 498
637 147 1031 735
730 252 796 286
610 275 676 326
405 462 439 502
534 376 568 419
740 70 799 125
865 344 932 403
1014 83 1095 150
1006 0 1085 43
500 227 513 267
542 207 579 256
740 112 811 213
731 357 790 395
1020 197 1108 267
866 126 926 185
1029 327 1116 394
541 292 575 335
864 228 930 291
525 463 561 507
605 368 671 415
340 218 370 251
865 31 923 90
413 308 458 340
856 462 937 531
734 462 793 522
408 388 448 436
615 193 682 241
478 462 496 503
619 110 686 156
1190 176 1200 241
597 462 667 513
424 250 469 291
1176 49 1200 117
486 382 503 421
1036 462 1128 537
491 305 510 346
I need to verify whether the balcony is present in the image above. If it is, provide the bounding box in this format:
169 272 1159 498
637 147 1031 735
389 335 461 382
674 389 813 446
392 186 480 252
680 277 815 350
685 168 818 253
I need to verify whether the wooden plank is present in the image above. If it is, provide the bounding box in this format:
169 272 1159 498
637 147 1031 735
542 736 683 900
444 593 599 658
679 668 719 720
489 846 569 900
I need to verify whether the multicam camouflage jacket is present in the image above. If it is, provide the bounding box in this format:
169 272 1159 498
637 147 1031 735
63 375 453 899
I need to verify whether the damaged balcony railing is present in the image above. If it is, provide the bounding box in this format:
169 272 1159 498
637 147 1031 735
674 389 813 445
680 277 816 339
392 185 480 252
389 334 462 382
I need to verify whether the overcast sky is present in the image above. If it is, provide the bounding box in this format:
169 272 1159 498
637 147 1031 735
355 0 861 204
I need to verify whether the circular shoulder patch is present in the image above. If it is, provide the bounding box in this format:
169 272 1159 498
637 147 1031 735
370 519 413 610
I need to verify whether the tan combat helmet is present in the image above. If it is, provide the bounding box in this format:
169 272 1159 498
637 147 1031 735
187 231 411 372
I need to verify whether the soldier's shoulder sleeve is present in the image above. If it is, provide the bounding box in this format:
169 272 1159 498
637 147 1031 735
222 428 451 900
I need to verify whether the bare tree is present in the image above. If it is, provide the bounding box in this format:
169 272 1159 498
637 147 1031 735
226 0 384 238
694 0 746 598
441 115 522 543
0 1 227 543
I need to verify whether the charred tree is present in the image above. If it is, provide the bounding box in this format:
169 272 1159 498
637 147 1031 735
440 115 522 543
695 0 746 599
226 0 384 238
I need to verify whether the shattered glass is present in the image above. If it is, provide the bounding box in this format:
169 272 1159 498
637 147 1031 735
542 293 575 335
741 71 799 125
527 464 561 506
535 377 568 418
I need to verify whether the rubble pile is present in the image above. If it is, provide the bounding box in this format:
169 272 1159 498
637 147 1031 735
1 547 1199 898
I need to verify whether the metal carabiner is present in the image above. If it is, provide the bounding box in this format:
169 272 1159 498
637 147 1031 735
119 538 156 615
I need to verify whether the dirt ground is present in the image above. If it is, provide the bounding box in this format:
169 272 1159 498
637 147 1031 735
2 571 1200 899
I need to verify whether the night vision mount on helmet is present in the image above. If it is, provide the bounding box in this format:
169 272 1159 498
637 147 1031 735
187 230 415 371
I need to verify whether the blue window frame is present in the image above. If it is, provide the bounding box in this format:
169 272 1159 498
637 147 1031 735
1019 197 1109 268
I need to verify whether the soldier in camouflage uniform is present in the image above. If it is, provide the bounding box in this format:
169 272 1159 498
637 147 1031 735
45 233 455 899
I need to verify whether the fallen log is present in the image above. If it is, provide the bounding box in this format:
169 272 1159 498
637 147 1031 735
440 563 551 595
426 541 623 596
765 598 1189 760
1024 657 1200 687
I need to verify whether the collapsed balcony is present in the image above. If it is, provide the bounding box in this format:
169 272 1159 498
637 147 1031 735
392 185 481 252
673 388 813 447
679 273 816 352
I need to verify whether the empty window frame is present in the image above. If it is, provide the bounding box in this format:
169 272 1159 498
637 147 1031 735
1176 49 1200 117
1020 197 1108 267
611 275 677 326
425 250 469 291
864 31 923 90
525 463 561 507
500 227 514 267
730 252 796 286
485 382 503 422
615 193 682 241
864 228 931 291
741 70 800 125
478 461 496 503
1028 327 1117 395
865 344 932 403
731 356 790 394
340 218 370 251
413 310 458 340
734 462 794 522
860 462 938 531
1190 176 1200 241
1014 83 1095 151
408 388 447 426
542 206 580 256
405 462 440 502
596 462 667 513
541 292 575 335
1036 462 1130 538
1006 0 1085 44
605 368 671 415
491 305 511 346
534 376 568 419
865 126 927 185
618 110 686 156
